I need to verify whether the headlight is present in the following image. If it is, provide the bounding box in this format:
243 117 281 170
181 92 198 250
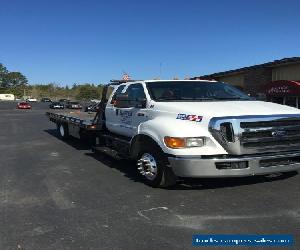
186 137 205 147
164 137 205 149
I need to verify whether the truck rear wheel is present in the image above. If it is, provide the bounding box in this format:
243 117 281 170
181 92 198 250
57 124 69 139
137 145 177 188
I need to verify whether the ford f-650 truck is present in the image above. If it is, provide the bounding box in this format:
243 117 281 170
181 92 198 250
46 80 300 187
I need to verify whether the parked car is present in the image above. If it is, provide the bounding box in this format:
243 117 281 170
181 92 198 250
90 99 101 103
59 99 70 103
26 98 37 102
84 103 100 112
66 101 82 109
49 102 64 109
41 97 52 102
17 102 31 109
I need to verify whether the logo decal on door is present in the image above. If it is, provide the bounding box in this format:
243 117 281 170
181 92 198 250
120 110 133 125
176 114 203 122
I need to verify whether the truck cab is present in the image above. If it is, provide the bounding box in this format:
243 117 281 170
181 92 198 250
105 82 148 137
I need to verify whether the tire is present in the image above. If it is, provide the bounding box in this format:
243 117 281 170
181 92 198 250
57 123 69 139
137 144 177 188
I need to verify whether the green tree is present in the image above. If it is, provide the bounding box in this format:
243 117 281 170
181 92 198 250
75 84 101 100
0 63 8 87
3 72 28 88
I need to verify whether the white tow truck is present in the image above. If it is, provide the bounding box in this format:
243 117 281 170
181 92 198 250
47 80 300 187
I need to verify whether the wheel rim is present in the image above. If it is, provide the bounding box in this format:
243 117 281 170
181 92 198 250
59 125 65 137
137 153 158 181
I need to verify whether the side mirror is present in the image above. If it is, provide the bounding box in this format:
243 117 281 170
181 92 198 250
135 98 147 108
115 94 130 108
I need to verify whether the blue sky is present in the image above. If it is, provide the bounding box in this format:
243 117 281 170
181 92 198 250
0 0 300 86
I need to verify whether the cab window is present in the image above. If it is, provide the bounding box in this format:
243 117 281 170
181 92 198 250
110 85 126 104
125 84 146 108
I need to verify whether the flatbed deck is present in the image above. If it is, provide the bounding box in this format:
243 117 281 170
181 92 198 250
46 110 99 128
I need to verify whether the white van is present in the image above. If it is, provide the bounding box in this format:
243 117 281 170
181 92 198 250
0 94 15 101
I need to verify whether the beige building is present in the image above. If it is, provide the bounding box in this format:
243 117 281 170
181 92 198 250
191 57 300 96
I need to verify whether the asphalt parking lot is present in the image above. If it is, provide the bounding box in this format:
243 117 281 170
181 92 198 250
0 101 299 250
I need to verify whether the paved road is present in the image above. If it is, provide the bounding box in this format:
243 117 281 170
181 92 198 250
0 101 299 249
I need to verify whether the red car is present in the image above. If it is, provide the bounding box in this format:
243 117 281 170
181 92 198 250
17 102 32 109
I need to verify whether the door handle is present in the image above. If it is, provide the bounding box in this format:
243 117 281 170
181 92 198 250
137 112 145 117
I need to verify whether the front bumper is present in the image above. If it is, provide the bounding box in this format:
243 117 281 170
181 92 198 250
168 151 300 177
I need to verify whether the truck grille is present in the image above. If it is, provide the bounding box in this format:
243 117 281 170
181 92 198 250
209 114 300 155
240 118 300 152
260 156 300 168
240 120 300 128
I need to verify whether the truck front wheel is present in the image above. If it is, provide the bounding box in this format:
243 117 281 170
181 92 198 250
137 145 177 188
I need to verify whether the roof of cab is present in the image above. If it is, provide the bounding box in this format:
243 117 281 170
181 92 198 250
129 80 219 85
143 79 218 83
109 79 218 85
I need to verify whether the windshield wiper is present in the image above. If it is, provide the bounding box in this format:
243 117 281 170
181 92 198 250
156 97 178 101
180 97 215 101
156 97 250 101
179 97 248 101
212 97 246 100
157 97 215 101
217 97 255 100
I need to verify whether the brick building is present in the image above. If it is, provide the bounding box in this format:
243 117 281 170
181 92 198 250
191 57 300 97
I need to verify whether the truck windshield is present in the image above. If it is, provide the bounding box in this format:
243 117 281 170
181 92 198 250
146 81 253 101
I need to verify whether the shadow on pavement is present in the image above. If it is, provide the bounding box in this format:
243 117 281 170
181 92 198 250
44 129 92 150
87 151 299 190
44 128 299 190
172 171 298 190
85 152 143 183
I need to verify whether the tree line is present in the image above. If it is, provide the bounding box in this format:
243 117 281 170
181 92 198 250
0 63 104 101
0 63 28 88
29 83 104 101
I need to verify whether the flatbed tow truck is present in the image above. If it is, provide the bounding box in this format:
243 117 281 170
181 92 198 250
46 79 300 187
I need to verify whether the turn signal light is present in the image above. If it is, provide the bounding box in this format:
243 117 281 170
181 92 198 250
164 137 186 148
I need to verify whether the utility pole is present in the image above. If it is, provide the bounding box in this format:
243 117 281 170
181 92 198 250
159 62 162 79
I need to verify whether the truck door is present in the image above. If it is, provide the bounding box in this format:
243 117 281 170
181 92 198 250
120 83 148 137
110 83 148 138
105 84 126 134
